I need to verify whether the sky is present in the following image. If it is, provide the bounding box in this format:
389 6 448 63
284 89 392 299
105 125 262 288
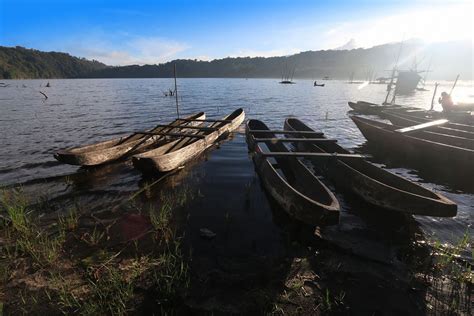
0 0 472 66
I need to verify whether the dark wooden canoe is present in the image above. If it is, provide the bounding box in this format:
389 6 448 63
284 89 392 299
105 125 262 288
453 102 474 111
132 108 245 173
54 112 205 166
385 107 474 125
246 119 339 225
348 101 406 114
284 118 457 217
351 115 474 175
382 111 474 139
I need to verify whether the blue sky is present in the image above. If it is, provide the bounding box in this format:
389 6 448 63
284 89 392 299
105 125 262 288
0 0 472 65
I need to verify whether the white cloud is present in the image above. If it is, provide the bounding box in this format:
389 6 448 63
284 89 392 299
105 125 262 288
68 35 190 66
320 3 472 49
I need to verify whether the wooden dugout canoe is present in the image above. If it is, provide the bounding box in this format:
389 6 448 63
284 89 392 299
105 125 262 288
132 108 245 173
284 118 457 217
385 107 474 125
347 101 406 114
54 112 205 166
246 119 339 225
453 102 474 111
382 109 474 133
381 111 474 139
351 115 474 176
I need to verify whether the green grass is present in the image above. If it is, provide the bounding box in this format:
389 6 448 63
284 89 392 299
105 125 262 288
1 186 192 314
1 188 66 266
428 231 472 315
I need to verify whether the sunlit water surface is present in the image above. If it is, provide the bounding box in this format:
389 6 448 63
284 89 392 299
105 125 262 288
0 78 472 248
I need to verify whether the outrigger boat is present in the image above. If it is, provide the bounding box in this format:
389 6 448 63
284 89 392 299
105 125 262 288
246 119 340 225
381 111 474 139
351 115 474 177
54 112 205 166
284 118 457 217
132 108 245 173
347 101 408 114
383 107 474 126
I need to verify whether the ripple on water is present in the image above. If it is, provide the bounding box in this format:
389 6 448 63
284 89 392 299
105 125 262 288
0 78 472 246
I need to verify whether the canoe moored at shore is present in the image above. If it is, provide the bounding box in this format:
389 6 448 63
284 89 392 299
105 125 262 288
246 119 340 225
54 112 206 166
385 107 474 125
381 111 474 139
347 101 406 114
382 109 474 133
132 108 245 173
453 102 474 112
284 118 457 217
350 115 474 176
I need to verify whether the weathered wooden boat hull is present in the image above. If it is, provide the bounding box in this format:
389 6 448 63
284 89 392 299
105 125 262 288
284 118 457 217
348 101 404 114
382 110 474 133
54 112 206 166
454 102 474 111
351 115 474 175
132 108 245 173
382 111 474 139
384 107 474 125
246 120 339 225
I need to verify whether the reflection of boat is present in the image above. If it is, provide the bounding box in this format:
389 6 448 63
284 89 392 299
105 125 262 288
133 108 245 173
381 111 474 139
245 119 339 225
283 118 457 217
55 112 205 166
351 115 474 174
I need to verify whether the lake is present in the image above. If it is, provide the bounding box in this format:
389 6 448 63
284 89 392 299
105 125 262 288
1 78 473 313
1 78 472 242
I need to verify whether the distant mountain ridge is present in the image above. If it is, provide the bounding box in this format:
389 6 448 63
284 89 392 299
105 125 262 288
0 40 472 80
0 46 107 79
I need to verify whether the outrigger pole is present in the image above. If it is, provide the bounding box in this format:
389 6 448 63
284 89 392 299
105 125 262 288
174 63 179 118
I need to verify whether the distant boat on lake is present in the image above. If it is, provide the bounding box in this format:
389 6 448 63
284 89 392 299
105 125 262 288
279 61 296 84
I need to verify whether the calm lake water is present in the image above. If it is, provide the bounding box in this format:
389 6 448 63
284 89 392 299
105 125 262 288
0 78 472 248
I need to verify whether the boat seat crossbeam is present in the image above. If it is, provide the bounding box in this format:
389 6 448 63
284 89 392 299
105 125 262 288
257 152 368 159
132 131 205 138
152 124 218 131
248 129 324 136
254 138 337 143
177 118 232 123
394 119 449 134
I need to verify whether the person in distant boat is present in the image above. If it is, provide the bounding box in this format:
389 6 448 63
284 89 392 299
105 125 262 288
438 92 454 112
314 81 317 86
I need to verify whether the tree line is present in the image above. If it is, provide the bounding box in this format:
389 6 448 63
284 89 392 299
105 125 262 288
1 40 471 80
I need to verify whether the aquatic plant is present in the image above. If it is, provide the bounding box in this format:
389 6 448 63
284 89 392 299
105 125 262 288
426 231 472 315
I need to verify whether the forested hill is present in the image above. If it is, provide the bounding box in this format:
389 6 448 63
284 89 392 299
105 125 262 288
83 40 473 80
0 46 107 79
1 40 472 80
